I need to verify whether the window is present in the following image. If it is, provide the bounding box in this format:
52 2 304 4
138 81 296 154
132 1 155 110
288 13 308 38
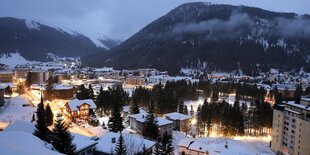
292 119 296 123
182 151 185 155
87 149 92 153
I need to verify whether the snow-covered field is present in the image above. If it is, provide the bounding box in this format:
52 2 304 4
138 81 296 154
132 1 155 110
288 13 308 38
0 52 34 68
0 96 35 124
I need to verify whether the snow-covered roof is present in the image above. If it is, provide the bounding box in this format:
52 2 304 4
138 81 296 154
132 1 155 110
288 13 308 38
4 120 35 134
0 82 16 88
122 106 147 114
178 137 261 155
96 132 155 155
52 84 73 90
301 97 310 102
129 113 173 126
0 131 62 155
72 133 98 152
284 101 310 111
165 112 191 121
67 99 97 111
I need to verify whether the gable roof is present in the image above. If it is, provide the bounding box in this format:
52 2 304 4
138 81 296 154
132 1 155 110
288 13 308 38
165 112 191 121
96 132 155 155
67 99 96 111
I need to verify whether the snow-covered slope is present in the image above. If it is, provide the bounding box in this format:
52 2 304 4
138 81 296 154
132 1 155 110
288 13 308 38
0 52 34 68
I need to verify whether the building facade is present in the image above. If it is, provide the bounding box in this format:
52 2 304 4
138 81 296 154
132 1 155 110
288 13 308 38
0 71 13 83
271 98 310 155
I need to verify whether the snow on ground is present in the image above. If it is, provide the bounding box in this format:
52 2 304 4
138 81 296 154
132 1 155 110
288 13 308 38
184 97 205 112
25 19 41 30
0 96 35 124
0 52 34 68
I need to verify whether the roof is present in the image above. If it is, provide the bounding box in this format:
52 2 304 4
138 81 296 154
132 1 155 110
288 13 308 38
178 137 252 155
67 99 97 111
4 120 35 134
165 112 191 121
72 134 98 152
129 113 173 126
301 97 310 102
0 131 62 155
96 132 156 155
53 84 73 90
284 101 310 111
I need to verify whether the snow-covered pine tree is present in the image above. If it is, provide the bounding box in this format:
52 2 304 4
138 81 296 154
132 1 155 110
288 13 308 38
51 117 76 154
33 96 51 142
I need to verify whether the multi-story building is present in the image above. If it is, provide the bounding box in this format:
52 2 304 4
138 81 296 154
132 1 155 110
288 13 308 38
164 112 191 132
29 70 51 84
0 71 13 83
65 99 97 121
271 98 310 155
13 68 31 81
128 113 173 139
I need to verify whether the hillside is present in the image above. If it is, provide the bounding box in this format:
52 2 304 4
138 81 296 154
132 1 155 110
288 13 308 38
0 17 119 61
83 3 310 75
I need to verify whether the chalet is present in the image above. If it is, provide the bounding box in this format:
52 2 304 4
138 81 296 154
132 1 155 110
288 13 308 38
164 112 191 132
95 132 156 155
66 99 97 121
128 113 173 139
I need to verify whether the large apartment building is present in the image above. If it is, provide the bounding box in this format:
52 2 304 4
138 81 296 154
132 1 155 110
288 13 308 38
271 98 310 155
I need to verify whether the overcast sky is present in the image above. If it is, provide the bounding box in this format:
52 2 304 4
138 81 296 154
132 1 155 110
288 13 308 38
0 0 309 41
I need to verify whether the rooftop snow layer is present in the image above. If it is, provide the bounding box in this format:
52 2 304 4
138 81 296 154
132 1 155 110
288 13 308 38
96 132 155 155
67 99 97 111
165 112 191 121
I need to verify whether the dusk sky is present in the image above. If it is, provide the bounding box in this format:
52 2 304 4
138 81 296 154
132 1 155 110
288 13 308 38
0 0 309 41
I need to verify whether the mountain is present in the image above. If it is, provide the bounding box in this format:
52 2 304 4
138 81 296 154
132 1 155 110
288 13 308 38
83 2 310 75
0 17 117 61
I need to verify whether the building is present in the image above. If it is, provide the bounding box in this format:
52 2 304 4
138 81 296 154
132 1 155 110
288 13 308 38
164 112 191 132
29 70 51 84
72 133 98 155
0 71 13 83
44 84 73 100
271 98 310 155
0 86 4 107
128 113 173 139
65 99 97 121
13 68 31 80
95 132 155 155
125 76 146 86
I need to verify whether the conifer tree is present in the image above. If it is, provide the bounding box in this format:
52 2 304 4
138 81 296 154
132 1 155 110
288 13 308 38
25 72 32 88
294 84 303 104
143 100 159 140
114 132 127 155
129 98 139 114
4 85 12 97
161 131 173 154
76 84 90 99
190 105 194 117
51 117 76 154
45 103 54 126
33 96 51 142
108 101 124 132
88 84 94 100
